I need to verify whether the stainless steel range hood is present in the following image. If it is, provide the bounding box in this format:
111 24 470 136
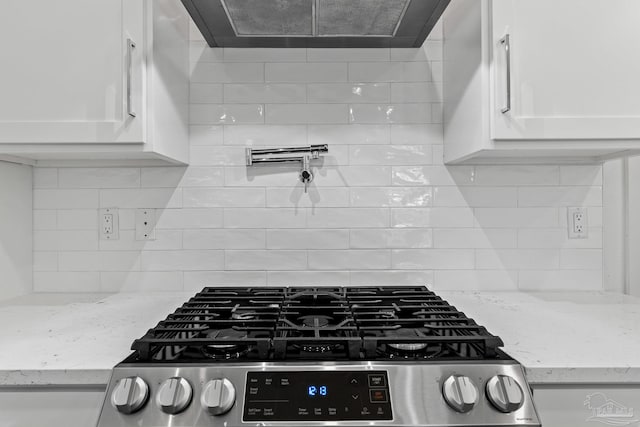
182 0 449 48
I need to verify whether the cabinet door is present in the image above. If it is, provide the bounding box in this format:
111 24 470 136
0 0 144 143
491 0 640 140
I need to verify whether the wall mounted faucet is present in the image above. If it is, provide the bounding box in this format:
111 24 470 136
245 144 329 193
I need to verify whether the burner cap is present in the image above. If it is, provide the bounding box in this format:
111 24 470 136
298 315 333 328
385 328 428 351
205 328 247 350
231 311 255 320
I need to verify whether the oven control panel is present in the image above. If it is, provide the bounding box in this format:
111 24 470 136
243 371 392 421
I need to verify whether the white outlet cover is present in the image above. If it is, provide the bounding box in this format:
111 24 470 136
135 208 156 241
99 208 119 240
567 207 588 239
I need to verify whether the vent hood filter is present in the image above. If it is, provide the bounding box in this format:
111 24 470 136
183 0 450 48
222 0 313 36
317 0 409 37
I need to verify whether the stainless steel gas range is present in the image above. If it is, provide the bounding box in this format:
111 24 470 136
96 286 541 427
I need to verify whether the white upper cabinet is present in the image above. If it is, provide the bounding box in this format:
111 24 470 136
443 0 640 164
0 0 189 165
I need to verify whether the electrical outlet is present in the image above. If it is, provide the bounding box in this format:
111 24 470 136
135 208 156 241
99 208 119 240
567 207 588 239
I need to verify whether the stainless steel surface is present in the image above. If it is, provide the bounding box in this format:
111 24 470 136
441 374 478 413
110 376 149 414
246 145 328 190
96 361 540 427
181 0 450 48
156 377 193 415
249 145 329 156
202 378 236 415
500 34 511 114
486 375 525 413
126 38 136 118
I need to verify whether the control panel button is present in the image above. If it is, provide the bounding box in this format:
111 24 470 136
369 389 388 403
111 376 149 414
486 375 524 413
202 378 236 416
368 374 386 387
442 375 478 413
157 377 192 414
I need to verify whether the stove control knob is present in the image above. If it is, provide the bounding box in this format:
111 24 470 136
111 376 149 414
202 378 236 415
157 377 193 414
486 375 524 413
442 375 478 413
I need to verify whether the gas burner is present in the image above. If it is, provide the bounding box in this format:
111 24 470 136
385 328 429 351
231 311 256 321
298 314 333 328
202 328 251 359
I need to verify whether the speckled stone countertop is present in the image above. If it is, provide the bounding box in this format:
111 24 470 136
0 291 638 386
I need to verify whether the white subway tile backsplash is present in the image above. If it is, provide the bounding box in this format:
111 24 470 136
308 125 389 146
434 229 517 249
349 104 431 124
225 208 306 229
308 250 390 270
191 62 264 83
350 187 432 207
391 208 474 228
33 168 58 188
100 189 182 209
267 229 349 250
266 63 347 83
156 208 223 229
475 249 560 270
190 104 264 125
350 145 432 165
307 208 389 228
190 83 223 104
224 48 306 62
184 271 266 289
100 272 184 292
224 125 307 146
141 250 224 271
225 250 307 270
224 84 306 104
518 186 602 207
307 48 390 62
34 39 603 292
266 104 349 124
183 229 266 249
392 249 475 270
307 84 390 104
348 62 432 82
183 188 265 208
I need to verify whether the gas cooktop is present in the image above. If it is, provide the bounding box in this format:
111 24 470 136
128 286 506 363
96 286 541 427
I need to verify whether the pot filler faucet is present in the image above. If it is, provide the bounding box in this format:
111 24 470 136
245 145 329 193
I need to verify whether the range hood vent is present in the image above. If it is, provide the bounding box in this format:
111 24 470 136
183 0 449 48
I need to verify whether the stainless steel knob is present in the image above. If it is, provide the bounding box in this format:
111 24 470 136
201 378 236 415
442 375 478 413
157 377 193 414
486 375 524 413
111 376 149 414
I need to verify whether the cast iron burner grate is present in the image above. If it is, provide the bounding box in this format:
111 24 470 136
129 286 505 362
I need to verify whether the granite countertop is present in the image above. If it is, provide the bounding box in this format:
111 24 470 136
0 291 639 386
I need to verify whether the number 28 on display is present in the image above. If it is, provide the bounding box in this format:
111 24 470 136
307 385 327 397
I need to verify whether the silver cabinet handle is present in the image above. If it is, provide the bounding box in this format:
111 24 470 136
500 34 511 114
126 38 136 118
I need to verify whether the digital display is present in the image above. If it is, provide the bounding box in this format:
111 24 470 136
308 385 328 396
244 371 392 421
